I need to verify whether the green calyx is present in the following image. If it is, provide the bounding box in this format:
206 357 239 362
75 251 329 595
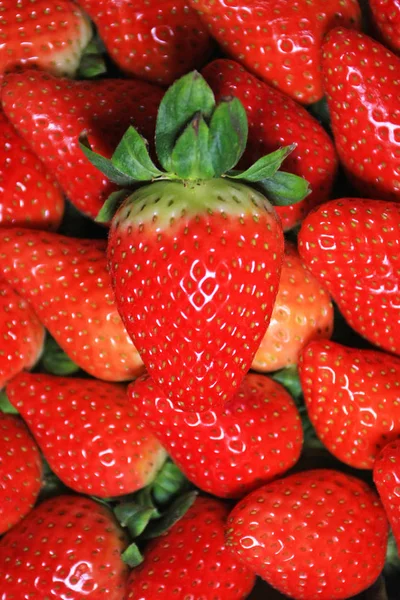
79 71 310 220
39 335 81 377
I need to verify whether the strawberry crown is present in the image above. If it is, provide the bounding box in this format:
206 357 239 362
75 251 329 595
80 71 309 221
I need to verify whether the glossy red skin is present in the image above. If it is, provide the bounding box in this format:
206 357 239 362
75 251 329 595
0 495 129 598
126 495 255 599
79 0 213 86
0 228 144 381
373 440 400 548
0 0 92 77
0 414 42 535
189 0 361 104
226 469 388 600
1 71 164 220
298 197 400 356
369 0 400 52
299 340 400 469
252 243 333 371
109 182 284 412
202 59 338 231
0 111 64 230
6 373 166 498
0 280 44 390
322 28 400 201
129 372 302 498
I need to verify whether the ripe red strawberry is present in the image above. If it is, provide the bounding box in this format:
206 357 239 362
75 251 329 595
6 372 166 498
252 243 333 372
126 495 256 599
0 413 42 535
0 280 44 390
129 371 302 498
373 440 400 549
0 228 144 381
189 0 361 104
202 59 338 231
0 111 64 230
0 0 92 78
299 340 400 469
226 469 388 600
1 70 164 220
0 495 129 597
79 0 213 86
298 197 400 356
370 0 400 52
322 28 400 201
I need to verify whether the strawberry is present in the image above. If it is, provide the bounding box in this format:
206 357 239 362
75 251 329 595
0 0 92 78
0 280 44 390
129 371 302 498
299 340 400 469
298 197 400 356
202 59 338 231
1 70 164 220
370 0 400 53
0 495 129 597
81 72 311 411
0 228 144 382
322 28 400 201
6 372 166 498
0 413 42 535
226 469 389 600
189 0 361 104
126 495 256 599
78 0 213 86
0 111 64 230
252 243 333 372
373 439 400 549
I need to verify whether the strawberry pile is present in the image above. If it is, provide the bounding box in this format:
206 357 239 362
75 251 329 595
1 1 400 600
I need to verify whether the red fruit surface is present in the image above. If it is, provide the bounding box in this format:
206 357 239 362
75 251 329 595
0 280 44 390
1 70 164 220
108 179 284 412
7 372 166 498
299 340 400 469
322 28 400 201
0 0 92 77
79 0 213 85
202 59 338 231
252 243 333 372
298 197 400 356
0 495 129 598
126 495 256 599
0 228 144 381
129 371 302 498
369 0 400 52
189 0 361 104
226 469 388 600
0 111 64 230
0 413 42 535
373 439 400 549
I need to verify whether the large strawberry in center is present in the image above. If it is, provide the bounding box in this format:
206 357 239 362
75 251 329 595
83 72 309 411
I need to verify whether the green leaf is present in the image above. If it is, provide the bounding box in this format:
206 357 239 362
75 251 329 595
152 461 189 506
122 543 144 568
271 366 303 403
228 145 295 182
141 491 197 540
40 336 80 376
96 189 130 223
155 71 216 171
77 54 107 80
114 502 159 538
258 171 310 206
170 114 215 180
208 96 248 177
0 389 18 414
79 132 136 187
111 126 164 181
